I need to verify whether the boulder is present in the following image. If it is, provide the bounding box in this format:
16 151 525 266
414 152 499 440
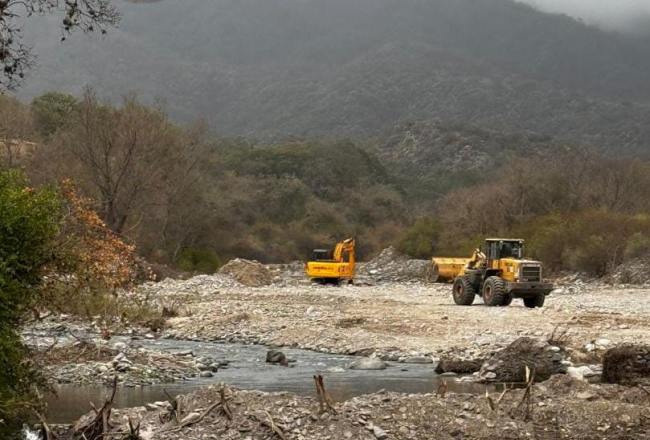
266 350 289 366
349 357 387 370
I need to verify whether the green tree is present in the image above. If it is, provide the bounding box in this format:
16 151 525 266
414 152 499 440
0 170 61 434
31 92 78 137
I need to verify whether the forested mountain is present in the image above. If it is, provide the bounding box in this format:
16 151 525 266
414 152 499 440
17 0 650 154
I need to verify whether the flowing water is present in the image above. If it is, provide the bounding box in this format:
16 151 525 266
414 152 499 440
42 338 487 424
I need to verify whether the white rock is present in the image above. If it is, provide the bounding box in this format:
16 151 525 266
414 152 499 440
566 366 586 381
349 358 387 370
112 342 128 352
180 412 201 425
373 426 388 439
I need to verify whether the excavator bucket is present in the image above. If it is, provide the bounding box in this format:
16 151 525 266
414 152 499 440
429 258 472 283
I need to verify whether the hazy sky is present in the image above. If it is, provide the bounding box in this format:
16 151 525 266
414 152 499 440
519 0 650 33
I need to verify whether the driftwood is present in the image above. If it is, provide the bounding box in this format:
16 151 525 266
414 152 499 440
165 401 222 432
485 385 509 414
73 376 118 439
120 417 142 440
515 366 536 421
220 387 233 420
436 379 448 398
313 375 336 413
163 387 234 432
262 410 287 440
160 389 182 424
34 410 57 440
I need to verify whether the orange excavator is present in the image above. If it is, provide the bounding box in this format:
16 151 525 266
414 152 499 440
305 238 355 285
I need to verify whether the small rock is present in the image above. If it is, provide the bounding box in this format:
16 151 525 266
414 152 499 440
372 426 388 439
174 350 194 357
112 342 128 352
595 338 611 348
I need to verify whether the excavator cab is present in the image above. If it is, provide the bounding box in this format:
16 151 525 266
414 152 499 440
311 249 332 261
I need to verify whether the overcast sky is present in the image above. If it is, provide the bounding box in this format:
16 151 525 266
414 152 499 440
519 0 650 33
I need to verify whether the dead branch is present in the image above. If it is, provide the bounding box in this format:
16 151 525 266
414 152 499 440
220 387 233 420
515 366 536 421
120 417 142 440
262 410 287 440
73 376 118 440
436 379 448 398
486 385 510 414
313 375 337 414
160 389 181 424
33 410 57 440
165 401 222 432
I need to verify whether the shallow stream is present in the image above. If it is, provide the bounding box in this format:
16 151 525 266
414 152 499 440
43 338 486 423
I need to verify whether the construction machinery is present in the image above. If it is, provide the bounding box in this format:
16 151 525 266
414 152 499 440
305 238 355 284
433 239 553 308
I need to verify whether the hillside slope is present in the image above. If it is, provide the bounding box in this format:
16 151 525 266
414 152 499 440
17 0 650 153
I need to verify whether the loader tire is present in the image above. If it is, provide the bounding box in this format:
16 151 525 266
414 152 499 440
502 294 513 306
452 276 476 306
482 276 507 307
524 294 545 308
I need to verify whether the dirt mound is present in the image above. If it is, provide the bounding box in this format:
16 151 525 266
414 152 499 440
479 337 566 383
218 258 273 287
602 344 650 385
360 246 430 283
608 256 650 285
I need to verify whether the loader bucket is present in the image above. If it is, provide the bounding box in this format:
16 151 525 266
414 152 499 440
429 258 471 283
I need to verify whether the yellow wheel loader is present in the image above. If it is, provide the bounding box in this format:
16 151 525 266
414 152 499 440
435 239 553 308
305 238 355 285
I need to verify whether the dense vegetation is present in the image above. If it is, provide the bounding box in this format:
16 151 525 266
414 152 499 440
0 171 59 433
2 92 648 277
0 169 143 431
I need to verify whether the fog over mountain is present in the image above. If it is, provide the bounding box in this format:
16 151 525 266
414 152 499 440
519 0 650 34
14 0 650 154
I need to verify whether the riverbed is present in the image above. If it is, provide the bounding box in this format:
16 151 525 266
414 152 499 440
43 338 484 423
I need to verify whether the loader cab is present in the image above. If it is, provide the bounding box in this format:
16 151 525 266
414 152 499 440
484 239 524 260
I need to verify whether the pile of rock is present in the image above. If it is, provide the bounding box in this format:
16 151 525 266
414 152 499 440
138 273 242 296
218 258 273 287
478 337 567 383
602 344 650 385
44 340 228 386
359 247 430 283
266 261 307 285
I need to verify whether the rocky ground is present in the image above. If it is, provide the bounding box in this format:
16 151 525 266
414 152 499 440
49 377 650 440
28 252 650 439
159 278 650 368
24 320 228 387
